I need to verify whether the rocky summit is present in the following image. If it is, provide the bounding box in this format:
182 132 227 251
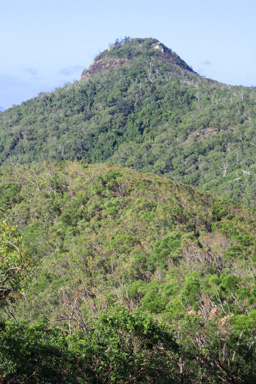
81 37 195 79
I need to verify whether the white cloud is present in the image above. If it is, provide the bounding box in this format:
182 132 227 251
58 65 84 76
23 67 38 76
0 74 28 88
203 60 212 66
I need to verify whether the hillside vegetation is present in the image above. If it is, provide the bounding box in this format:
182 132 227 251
1 162 256 382
0 38 256 206
1 37 256 382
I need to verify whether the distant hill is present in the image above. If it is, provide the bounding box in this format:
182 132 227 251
0 106 5 112
0 37 255 206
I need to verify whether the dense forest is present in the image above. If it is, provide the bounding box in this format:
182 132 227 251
1 162 256 382
1 38 256 383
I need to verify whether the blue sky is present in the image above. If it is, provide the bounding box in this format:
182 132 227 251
1 0 255 109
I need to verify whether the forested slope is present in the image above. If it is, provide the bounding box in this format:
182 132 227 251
1 162 256 382
1 37 256 382
0 38 256 206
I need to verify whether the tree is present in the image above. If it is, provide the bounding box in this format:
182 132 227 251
0 321 79 383
69 305 180 383
0 222 30 308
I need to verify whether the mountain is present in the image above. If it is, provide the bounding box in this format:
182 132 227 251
0 37 255 209
0 106 5 112
1 37 256 383
1 161 256 382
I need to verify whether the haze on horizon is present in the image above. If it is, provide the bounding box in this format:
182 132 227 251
0 0 255 110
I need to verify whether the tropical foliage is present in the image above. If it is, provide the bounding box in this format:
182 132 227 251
1 37 256 382
0 162 256 382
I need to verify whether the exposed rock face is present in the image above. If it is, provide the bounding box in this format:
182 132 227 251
81 58 129 79
80 38 195 80
153 42 165 53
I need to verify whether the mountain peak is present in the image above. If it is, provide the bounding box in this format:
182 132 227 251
81 37 195 79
